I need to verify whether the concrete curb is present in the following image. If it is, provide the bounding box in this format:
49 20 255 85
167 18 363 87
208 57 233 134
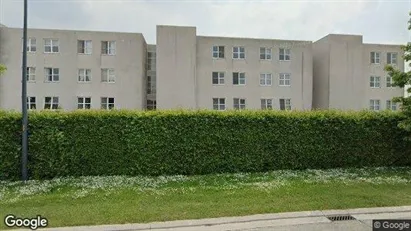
8 205 411 231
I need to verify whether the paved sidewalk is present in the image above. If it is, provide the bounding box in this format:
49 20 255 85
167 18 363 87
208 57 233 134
10 205 411 231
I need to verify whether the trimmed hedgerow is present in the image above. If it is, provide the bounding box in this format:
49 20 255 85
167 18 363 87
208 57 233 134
0 110 410 180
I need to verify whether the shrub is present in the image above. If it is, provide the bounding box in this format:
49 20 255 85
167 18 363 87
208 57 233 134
1 110 410 181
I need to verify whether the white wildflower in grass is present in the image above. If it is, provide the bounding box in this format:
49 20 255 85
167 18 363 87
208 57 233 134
71 189 91 199
1 167 411 203
17 181 55 196
0 187 6 201
5 196 22 203
240 180 289 191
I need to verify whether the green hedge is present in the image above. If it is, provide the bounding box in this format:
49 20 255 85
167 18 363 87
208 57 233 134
1 110 410 181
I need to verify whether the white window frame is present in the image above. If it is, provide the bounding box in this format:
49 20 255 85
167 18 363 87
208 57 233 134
232 46 245 59
260 73 272 86
233 72 246 85
77 97 92 109
44 39 59 53
233 98 246 110
260 47 272 60
78 69 92 83
78 40 93 54
387 52 398 65
279 73 291 86
26 67 36 82
370 52 380 64
27 96 36 110
44 96 59 110
386 76 394 88
213 98 226 111
27 38 36 52
279 98 291 110
261 98 273 110
370 76 381 88
101 97 115 110
44 68 60 82
101 41 116 55
369 99 380 111
279 48 291 61
386 100 397 111
101 68 115 83
212 45 225 59
212 72 225 85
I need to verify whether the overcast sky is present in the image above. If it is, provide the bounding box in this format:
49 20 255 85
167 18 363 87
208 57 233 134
0 0 410 45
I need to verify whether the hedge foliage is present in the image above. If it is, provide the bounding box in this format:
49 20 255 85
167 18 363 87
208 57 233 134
1 110 410 181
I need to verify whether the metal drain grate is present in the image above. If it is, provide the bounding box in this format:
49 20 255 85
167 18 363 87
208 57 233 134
326 215 356 221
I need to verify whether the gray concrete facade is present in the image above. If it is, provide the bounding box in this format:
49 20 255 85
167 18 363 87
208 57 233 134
313 34 404 110
0 27 146 111
156 25 313 110
0 24 406 111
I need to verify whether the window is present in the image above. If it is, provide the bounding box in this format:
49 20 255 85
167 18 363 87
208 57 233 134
260 47 272 60
233 98 246 110
212 46 225 58
44 68 59 82
370 76 381 88
147 75 156 94
27 97 36 110
386 100 397 111
213 98 225 110
212 72 225 85
101 41 116 55
369 99 380 111
44 97 59 110
27 38 36 52
77 97 91 109
101 97 115 110
233 72 246 85
279 48 291 61
78 69 91 82
260 73 272 86
279 98 291 110
370 52 380 64
279 73 291 86
386 76 394 87
101 69 115 83
232 46 245 59
77 40 92 54
26 67 35 81
261 99 273 110
147 100 156 110
44 39 59 53
147 52 156 70
387 52 398 65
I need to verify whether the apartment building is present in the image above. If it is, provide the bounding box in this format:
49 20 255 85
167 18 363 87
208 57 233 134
156 26 313 110
0 24 406 112
313 34 404 111
0 26 147 111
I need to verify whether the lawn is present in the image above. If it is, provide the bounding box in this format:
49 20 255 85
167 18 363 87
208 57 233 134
1 167 411 229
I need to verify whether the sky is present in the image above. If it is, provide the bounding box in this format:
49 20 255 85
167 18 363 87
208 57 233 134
0 0 410 45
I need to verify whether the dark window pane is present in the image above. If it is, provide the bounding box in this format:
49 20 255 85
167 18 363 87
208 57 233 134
279 99 285 110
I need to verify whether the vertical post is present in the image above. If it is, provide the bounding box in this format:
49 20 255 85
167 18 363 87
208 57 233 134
21 0 28 181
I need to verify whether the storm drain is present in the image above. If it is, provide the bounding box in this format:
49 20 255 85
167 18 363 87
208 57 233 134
326 215 356 222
